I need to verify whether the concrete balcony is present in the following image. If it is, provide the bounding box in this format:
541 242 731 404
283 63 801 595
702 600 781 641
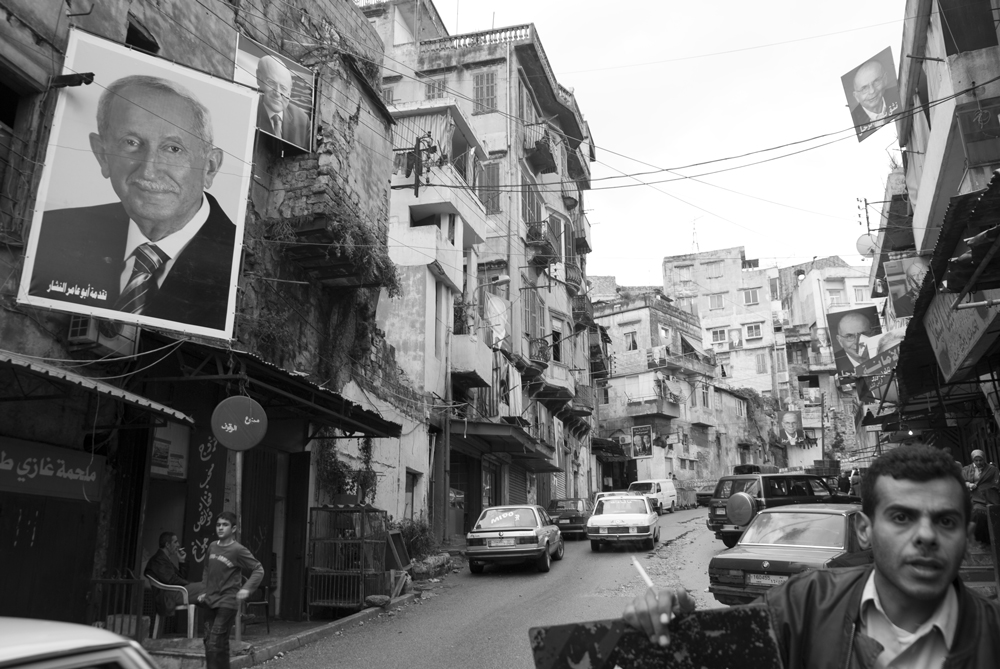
689 404 716 427
533 362 575 412
625 393 681 419
515 336 550 379
388 214 463 290
526 218 560 267
573 294 594 330
524 124 557 174
451 331 493 391
574 211 592 255
808 352 837 373
614 347 714 379
564 259 583 296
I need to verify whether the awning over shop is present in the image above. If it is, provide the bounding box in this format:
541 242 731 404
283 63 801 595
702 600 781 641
146 339 401 438
449 419 538 454
508 452 564 473
0 350 193 425
591 437 630 463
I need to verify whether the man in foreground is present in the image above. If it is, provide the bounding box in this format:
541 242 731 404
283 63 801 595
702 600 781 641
624 444 1000 667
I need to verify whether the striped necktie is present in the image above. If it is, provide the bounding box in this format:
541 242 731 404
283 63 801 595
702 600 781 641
271 113 282 138
116 242 169 314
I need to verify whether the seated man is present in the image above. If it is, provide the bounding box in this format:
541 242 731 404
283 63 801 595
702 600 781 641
624 444 1000 667
145 532 204 619
962 449 1000 544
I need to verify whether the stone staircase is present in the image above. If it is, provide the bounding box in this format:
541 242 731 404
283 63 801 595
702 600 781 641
961 542 998 600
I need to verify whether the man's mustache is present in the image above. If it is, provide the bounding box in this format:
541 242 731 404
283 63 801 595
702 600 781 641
128 178 178 193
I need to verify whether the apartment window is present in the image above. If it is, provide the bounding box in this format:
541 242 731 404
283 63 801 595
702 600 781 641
705 262 723 278
720 364 729 378
659 325 670 341
709 293 725 310
624 331 638 351
447 214 456 245
523 281 542 339
769 277 780 301
710 328 726 344
551 320 563 363
677 265 693 282
827 289 845 306
599 386 609 404
479 163 501 213
690 387 697 408
521 177 542 224
736 400 746 417
473 71 497 113
743 288 760 305
776 348 787 372
854 287 867 303
701 385 709 406
746 323 763 339
425 77 446 99
381 88 394 104
755 352 767 374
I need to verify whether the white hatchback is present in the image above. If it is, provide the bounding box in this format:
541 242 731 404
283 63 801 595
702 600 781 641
586 494 660 551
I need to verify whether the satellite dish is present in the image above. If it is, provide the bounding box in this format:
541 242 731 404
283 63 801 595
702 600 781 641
856 234 877 257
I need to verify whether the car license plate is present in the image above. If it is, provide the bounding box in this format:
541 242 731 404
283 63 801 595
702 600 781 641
558 519 570 524
488 538 514 547
629 527 637 533
747 573 788 586
714 508 727 516
599 527 608 534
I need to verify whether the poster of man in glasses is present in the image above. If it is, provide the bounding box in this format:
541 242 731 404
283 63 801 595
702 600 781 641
825 306 882 376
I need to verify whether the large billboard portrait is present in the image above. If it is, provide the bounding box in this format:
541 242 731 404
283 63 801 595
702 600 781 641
842 47 900 143
235 35 314 153
778 411 806 448
630 425 653 459
884 255 929 319
826 306 882 376
17 29 256 340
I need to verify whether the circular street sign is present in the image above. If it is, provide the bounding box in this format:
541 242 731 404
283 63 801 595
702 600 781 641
211 396 268 451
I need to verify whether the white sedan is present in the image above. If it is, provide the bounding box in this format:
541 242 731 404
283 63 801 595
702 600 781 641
586 494 660 551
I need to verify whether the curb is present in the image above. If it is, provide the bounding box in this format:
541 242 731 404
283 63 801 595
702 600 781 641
148 593 419 669
234 592 419 669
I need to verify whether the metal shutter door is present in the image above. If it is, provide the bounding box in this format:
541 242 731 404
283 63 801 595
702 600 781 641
508 464 528 504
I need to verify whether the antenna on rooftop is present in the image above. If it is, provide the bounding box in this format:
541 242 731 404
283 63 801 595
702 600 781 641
691 216 703 253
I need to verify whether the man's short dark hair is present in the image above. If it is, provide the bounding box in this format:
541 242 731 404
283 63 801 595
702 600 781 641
217 510 238 526
158 531 176 548
861 443 971 521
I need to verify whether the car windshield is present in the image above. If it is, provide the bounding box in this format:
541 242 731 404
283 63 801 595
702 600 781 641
475 508 537 530
740 512 846 548
595 498 647 515
714 478 759 499
628 483 653 493
549 500 584 512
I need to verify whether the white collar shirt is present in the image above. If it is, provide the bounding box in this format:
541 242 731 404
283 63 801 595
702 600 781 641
859 571 957 669
120 194 210 293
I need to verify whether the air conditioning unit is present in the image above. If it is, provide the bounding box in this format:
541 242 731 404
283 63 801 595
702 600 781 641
67 315 139 358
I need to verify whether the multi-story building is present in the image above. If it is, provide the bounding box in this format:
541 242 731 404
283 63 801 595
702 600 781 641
593 286 767 491
662 247 780 396
0 0 413 629
864 0 1000 469
361 0 598 539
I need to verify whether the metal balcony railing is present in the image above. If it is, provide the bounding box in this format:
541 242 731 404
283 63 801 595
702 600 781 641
573 294 594 327
575 384 595 410
564 259 583 295
526 218 559 265
529 337 551 364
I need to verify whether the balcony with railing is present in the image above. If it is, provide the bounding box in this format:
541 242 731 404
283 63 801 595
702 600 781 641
564 258 583 296
611 346 714 379
524 123 557 174
451 301 493 390
574 210 592 255
573 294 594 330
526 217 560 266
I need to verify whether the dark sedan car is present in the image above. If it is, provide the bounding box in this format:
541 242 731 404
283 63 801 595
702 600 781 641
695 485 715 507
708 503 872 605
547 498 593 538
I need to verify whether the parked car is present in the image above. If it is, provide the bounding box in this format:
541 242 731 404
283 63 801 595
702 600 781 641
706 473 860 547
586 494 660 551
466 505 564 574
593 490 631 506
695 484 715 507
627 478 678 515
547 498 593 538
0 617 160 669
708 504 872 605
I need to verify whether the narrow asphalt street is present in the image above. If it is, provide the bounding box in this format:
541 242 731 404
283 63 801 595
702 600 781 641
266 507 728 669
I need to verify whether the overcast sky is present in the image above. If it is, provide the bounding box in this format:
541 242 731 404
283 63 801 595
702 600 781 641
430 0 907 285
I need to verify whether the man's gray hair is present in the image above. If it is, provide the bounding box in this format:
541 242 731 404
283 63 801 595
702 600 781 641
96 75 214 146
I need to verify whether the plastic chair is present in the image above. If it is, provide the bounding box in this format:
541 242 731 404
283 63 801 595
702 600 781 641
235 584 269 641
147 575 196 639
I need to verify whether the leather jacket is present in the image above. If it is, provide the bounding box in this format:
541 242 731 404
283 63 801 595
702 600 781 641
762 565 1000 669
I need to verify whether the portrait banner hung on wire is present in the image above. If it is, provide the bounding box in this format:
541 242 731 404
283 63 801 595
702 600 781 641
17 29 256 340
630 425 653 459
825 305 882 376
235 35 315 153
841 47 900 142
884 255 929 319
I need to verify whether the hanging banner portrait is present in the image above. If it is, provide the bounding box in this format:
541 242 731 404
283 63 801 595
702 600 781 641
778 411 807 448
855 328 906 404
235 35 315 153
884 255 929 319
17 29 256 340
826 306 882 376
728 328 743 350
842 47 900 142
630 425 653 459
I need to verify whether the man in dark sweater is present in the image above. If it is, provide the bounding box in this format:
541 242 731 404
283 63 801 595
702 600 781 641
144 532 204 617
197 512 263 669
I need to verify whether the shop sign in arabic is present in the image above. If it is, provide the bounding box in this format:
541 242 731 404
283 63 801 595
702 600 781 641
924 289 1000 382
188 434 224 571
0 436 104 501
211 395 268 451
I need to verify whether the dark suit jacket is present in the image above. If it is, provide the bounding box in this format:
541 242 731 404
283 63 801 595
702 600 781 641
144 549 189 616
851 86 901 141
257 101 310 149
780 429 807 448
29 193 236 331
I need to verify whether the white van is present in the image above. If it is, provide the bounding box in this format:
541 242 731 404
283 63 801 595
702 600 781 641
627 479 678 515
